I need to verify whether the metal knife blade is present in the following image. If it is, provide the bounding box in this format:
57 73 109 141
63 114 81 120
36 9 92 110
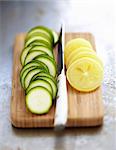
57 27 63 75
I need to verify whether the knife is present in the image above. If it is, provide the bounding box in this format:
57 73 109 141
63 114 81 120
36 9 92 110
54 23 68 130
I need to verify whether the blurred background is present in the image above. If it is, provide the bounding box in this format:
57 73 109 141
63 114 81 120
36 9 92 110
0 0 115 150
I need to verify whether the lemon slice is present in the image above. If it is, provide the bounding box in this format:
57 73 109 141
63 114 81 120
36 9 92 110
65 47 95 68
67 51 103 69
64 38 92 62
66 57 104 92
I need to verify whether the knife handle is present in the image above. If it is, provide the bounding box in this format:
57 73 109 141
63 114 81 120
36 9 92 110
54 70 68 127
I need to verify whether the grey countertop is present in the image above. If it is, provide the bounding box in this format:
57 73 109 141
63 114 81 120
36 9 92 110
0 1 115 150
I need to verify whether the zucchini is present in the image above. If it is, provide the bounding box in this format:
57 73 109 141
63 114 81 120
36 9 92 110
27 40 52 49
32 72 57 84
20 26 58 115
20 66 37 89
26 26 54 42
25 35 52 48
26 79 53 96
32 75 57 99
26 86 52 114
30 45 54 58
20 60 49 77
24 50 46 65
25 32 51 43
27 32 52 44
35 54 57 77
20 46 32 66
52 30 58 45
24 68 47 89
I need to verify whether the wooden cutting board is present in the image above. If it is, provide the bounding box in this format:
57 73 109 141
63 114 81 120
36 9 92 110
11 32 104 128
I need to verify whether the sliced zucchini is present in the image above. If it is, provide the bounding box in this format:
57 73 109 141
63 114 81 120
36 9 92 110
20 26 58 112
20 46 32 66
32 75 57 99
35 54 57 77
24 50 46 65
24 68 47 89
25 34 52 48
26 26 54 42
26 86 52 114
27 40 52 49
20 66 37 89
32 72 57 84
26 79 53 96
26 32 53 46
20 60 49 77
52 30 58 45
29 41 48 47
30 45 54 58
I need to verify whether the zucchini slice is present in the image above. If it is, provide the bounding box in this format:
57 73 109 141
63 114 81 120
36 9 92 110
26 26 54 42
26 79 53 96
25 35 52 48
32 75 57 99
25 32 51 43
25 32 53 47
27 40 52 49
30 45 54 58
24 68 47 89
20 46 32 66
26 86 52 114
52 30 58 45
32 72 57 84
26 32 52 44
35 54 57 77
20 66 37 89
20 60 49 77
24 50 46 65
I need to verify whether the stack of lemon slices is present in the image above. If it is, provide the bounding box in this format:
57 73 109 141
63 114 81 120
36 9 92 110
64 38 104 92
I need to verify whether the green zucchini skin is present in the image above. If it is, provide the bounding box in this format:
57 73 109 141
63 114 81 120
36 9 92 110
30 45 54 58
35 54 57 77
26 26 54 42
20 46 32 66
26 79 53 97
52 30 59 45
27 40 52 49
24 68 48 89
32 74 57 99
20 66 47 89
24 50 46 65
25 35 52 48
32 72 57 84
20 66 37 89
20 60 49 77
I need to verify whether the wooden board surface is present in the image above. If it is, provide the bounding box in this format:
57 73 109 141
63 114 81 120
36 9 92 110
11 32 104 128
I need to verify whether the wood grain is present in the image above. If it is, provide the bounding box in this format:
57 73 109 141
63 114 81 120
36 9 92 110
11 32 104 128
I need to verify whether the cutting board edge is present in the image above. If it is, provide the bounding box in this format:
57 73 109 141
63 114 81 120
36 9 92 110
11 115 104 128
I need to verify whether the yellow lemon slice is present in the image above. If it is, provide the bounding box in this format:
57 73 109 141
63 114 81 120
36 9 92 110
66 57 104 92
67 51 103 69
65 47 95 68
64 38 92 62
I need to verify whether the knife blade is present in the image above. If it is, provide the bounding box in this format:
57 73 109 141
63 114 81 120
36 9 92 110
57 27 63 75
54 22 68 130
